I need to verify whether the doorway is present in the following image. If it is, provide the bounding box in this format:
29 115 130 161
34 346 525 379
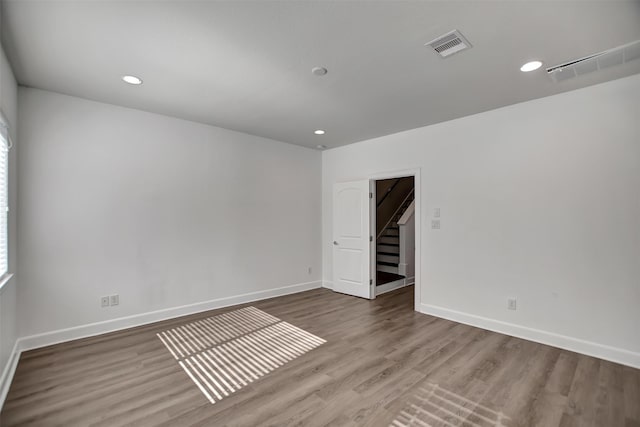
331 169 421 309
373 176 415 297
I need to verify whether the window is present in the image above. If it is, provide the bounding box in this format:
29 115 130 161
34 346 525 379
0 122 8 278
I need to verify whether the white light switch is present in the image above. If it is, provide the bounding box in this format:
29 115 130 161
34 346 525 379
433 208 441 218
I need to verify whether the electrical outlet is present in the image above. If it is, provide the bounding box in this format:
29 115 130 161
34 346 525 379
110 294 119 306
100 296 110 308
507 298 517 310
431 219 441 229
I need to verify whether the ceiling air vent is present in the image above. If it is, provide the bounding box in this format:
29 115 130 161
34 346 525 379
426 30 472 58
547 40 640 82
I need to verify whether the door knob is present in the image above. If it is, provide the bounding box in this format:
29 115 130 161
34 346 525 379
333 241 339 245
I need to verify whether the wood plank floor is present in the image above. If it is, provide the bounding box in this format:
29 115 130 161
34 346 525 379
2 286 638 426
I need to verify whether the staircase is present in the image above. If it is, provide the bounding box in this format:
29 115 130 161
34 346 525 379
376 191 414 274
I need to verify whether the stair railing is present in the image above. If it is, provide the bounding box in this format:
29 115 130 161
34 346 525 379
397 200 415 280
376 188 415 240
377 178 401 208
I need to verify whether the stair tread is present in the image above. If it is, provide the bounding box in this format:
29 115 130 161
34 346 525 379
377 261 399 267
378 252 399 257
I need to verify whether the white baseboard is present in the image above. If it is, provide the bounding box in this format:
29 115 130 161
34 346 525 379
17 280 322 355
420 303 640 369
0 340 20 409
322 280 333 290
405 276 415 285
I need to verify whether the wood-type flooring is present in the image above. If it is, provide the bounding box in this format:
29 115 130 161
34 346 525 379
2 286 638 426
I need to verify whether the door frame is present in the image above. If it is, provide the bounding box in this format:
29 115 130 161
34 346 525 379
369 168 421 310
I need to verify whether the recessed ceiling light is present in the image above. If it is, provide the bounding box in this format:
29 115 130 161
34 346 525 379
311 67 328 76
520 61 543 72
122 75 143 85
316 145 327 150
314 129 325 135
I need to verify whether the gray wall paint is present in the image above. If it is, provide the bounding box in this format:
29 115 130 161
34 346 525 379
17 88 322 337
323 74 640 364
0 43 18 380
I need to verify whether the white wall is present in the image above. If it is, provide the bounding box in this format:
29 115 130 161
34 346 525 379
17 88 322 340
398 207 415 282
323 74 640 367
0 42 19 399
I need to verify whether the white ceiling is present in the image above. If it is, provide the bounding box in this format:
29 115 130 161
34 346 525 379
2 1 640 149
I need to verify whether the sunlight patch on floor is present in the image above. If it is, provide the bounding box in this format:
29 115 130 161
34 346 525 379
157 306 326 404
391 383 511 427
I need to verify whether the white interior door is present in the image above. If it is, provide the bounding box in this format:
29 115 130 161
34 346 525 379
332 180 374 299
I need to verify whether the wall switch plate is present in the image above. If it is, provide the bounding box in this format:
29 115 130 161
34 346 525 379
110 294 119 306
431 219 441 229
507 298 517 310
434 208 441 218
100 296 110 308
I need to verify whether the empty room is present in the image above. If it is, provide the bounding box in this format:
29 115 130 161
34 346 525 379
0 1 639 426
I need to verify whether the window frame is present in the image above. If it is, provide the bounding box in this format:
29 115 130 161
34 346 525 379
0 117 12 290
